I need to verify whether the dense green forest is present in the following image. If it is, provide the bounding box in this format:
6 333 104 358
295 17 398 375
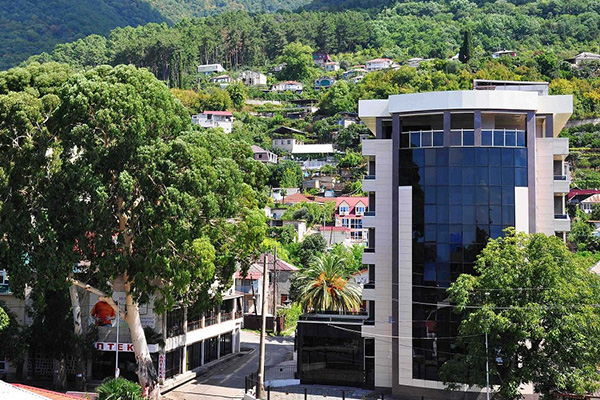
0 0 309 70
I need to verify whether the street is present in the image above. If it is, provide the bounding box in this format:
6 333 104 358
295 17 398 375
164 330 294 400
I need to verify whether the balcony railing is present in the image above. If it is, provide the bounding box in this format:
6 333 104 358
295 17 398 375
187 319 203 332
220 312 233 322
235 311 244 319
205 316 218 327
555 214 569 220
554 175 568 181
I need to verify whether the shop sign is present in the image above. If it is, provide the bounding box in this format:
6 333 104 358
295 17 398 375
94 342 159 353
158 354 166 381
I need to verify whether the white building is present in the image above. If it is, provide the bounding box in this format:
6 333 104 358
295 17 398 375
568 52 600 66
365 58 395 72
209 75 232 84
358 81 572 396
272 138 334 155
271 81 303 93
197 63 226 76
251 145 278 164
192 111 234 133
323 61 340 72
238 71 268 86
492 50 517 58
315 77 336 90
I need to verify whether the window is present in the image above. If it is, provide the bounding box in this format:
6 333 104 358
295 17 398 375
342 219 350 227
0 354 5 373
351 231 363 241
0 270 9 294
339 205 349 215
356 206 365 215
350 219 363 229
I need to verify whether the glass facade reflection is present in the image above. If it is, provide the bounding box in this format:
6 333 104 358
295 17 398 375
399 147 528 380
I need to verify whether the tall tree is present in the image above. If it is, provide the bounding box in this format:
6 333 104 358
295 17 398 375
0 62 266 397
276 42 319 82
440 229 600 398
458 28 473 64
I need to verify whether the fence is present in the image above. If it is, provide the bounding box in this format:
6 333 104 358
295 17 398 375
244 383 385 400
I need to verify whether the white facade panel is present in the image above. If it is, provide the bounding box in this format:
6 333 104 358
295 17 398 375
515 187 530 234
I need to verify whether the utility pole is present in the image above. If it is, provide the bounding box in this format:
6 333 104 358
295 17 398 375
115 300 120 378
272 246 278 334
256 253 269 398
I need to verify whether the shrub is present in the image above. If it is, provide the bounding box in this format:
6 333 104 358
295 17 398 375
96 377 142 400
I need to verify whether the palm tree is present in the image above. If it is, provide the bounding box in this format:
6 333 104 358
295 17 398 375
297 253 362 313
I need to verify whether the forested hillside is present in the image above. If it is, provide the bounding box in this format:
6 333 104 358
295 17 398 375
0 0 309 70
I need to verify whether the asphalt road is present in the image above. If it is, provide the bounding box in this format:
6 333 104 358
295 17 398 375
164 331 294 400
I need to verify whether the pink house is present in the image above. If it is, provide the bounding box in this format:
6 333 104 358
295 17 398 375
334 197 368 243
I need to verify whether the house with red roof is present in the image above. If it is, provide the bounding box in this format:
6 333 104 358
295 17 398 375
334 197 369 243
568 189 600 213
191 111 233 133
234 253 299 315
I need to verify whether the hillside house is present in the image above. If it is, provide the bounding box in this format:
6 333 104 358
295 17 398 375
272 138 334 156
323 61 340 72
568 52 600 66
197 63 226 76
238 71 267 86
343 68 367 80
338 112 360 129
492 50 517 58
209 75 232 84
313 51 332 67
315 77 336 90
334 197 369 243
251 145 278 164
192 111 233 133
271 81 303 93
365 58 394 72
407 57 433 67
235 254 299 315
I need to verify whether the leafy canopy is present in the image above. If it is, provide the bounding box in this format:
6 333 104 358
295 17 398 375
0 62 267 313
441 229 600 398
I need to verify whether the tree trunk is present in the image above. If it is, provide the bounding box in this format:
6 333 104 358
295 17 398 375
53 358 67 390
124 278 159 400
68 285 86 391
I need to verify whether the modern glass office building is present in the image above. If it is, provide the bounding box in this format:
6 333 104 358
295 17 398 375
358 81 572 398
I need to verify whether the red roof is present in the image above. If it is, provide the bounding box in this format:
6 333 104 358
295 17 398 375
236 253 299 279
203 111 232 116
335 196 368 208
12 384 85 400
319 226 350 232
281 193 312 204
568 189 600 201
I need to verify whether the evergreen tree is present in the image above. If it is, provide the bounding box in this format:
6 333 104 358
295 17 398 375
458 28 472 64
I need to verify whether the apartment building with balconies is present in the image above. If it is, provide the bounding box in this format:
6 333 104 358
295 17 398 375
358 81 573 398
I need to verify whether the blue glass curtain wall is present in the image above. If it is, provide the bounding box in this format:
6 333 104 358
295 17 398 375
399 147 528 381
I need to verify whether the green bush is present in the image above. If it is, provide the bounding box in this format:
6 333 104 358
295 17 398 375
278 303 302 330
96 377 142 400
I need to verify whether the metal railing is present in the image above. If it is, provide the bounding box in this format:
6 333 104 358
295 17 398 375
187 319 203 332
204 316 218 327
220 312 233 322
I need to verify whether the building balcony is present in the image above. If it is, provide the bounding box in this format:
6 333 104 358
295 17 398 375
553 138 569 158
553 176 570 194
554 214 571 232
362 251 376 265
363 178 376 193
